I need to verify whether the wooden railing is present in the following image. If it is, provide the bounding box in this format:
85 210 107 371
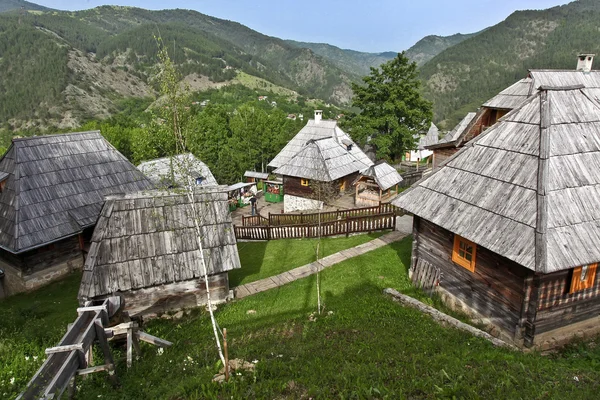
242 203 399 227
235 212 397 241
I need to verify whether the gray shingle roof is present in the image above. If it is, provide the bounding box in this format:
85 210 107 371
417 123 440 150
436 112 478 147
483 78 532 109
393 87 600 274
268 118 373 169
273 138 370 182
138 153 217 188
244 171 269 180
78 187 241 301
357 162 403 191
0 131 152 253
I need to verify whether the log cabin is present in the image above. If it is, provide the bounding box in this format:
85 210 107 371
137 153 217 188
393 86 600 350
269 110 373 212
273 137 371 212
78 187 241 317
428 54 600 170
0 131 152 297
353 162 403 207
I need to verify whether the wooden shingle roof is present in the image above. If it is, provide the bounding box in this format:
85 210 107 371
273 138 370 182
0 131 152 253
268 118 373 169
394 87 600 274
244 171 269 180
417 123 440 150
482 78 532 110
138 153 217 188
357 162 403 191
78 187 241 301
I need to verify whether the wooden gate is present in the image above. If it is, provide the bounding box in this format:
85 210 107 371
411 259 441 296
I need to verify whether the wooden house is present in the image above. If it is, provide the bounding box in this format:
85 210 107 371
353 162 403 207
406 123 439 162
268 110 373 170
138 153 217 188
273 138 370 212
0 131 152 297
268 110 373 212
428 78 532 169
393 86 600 349
78 187 241 317
428 55 600 169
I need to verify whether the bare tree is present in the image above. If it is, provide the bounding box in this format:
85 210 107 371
154 38 226 367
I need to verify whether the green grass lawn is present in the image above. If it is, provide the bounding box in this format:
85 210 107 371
2 237 600 399
230 233 384 286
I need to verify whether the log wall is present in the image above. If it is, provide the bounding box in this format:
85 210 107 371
415 217 530 337
117 272 230 317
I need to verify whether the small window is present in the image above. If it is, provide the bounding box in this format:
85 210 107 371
452 235 477 272
301 178 309 186
195 177 204 185
570 264 597 293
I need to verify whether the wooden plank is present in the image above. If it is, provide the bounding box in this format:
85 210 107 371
45 344 83 355
94 320 119 388
136 331 173 348
77 364 110 376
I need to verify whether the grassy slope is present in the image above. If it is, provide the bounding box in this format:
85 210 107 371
1 237 599 398
231 233 383 286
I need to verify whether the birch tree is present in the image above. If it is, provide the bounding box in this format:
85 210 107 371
153 37 226 367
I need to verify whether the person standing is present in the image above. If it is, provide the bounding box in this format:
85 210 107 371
250 195 257 216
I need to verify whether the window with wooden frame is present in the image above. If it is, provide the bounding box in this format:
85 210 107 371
570 263 597 293
452 235 477 272
301 178 309 186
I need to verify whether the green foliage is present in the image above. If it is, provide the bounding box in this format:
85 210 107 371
346 52 432 160
0 16 69 122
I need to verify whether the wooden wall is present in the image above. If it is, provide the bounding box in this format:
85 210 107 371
22 236 83 275
528 268 600 345
283 176 314 197
415 217 531 337
117 272 230 317
432 148 458 169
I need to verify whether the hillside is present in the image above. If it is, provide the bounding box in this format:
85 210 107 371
285 40 397 76
420 0 600 128
405 32 479 66
0 0 51 12
0 3 358 131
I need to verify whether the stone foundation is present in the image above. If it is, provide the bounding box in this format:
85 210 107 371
435 285 600 350
283 194 323 213
0 255 83 297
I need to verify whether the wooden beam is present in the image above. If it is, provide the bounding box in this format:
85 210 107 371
45 344 83 355
93 320 120 388
76 365 110 376
136 331 173 348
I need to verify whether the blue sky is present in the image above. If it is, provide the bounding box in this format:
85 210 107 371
34 0 572 52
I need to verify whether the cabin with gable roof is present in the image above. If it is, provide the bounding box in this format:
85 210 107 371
0 131 152 297
394 85 600 349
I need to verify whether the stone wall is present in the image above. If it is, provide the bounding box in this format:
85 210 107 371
283 194 323 213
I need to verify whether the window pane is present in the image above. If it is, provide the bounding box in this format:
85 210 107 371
460 241 466 251
581 265 588 281
466 253 472 262
459 250 465 258
465 244 473 254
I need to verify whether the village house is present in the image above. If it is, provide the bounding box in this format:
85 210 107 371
428 54 600 169
78 187 241 317
393 86 600 349
138 153 217 188
0 131 152 297
353 162 403 207
269 110 373 211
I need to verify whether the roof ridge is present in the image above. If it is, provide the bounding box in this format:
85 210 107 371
535 89 551 273
11 130 101 143
12 145 20 251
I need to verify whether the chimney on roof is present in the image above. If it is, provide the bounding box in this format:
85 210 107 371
577 54 595 72
314 110 322 124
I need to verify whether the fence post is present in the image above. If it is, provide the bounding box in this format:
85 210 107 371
393 213 397 231
346 216 350 237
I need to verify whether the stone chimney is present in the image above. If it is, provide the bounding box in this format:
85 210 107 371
577 54 595 72
314 110 323 124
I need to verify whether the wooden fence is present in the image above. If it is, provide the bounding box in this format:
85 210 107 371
400 168 432 188
241 203 399 227
235 212 397 240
